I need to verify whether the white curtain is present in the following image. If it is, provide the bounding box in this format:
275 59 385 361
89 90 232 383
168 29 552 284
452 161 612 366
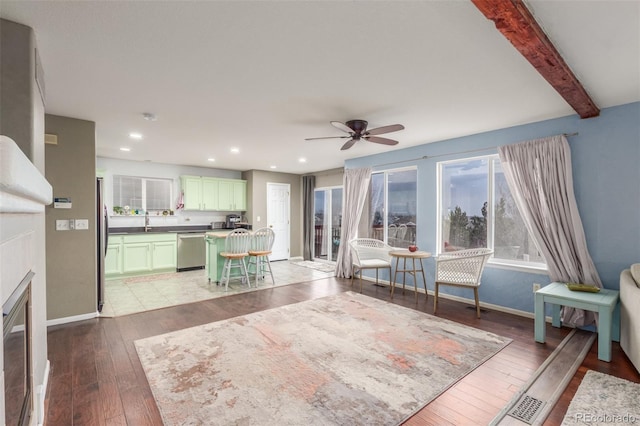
335 167 372 278
498 135 602 326
302 175 315 261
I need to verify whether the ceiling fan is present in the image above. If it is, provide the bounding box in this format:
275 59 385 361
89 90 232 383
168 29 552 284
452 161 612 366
305 119 405 150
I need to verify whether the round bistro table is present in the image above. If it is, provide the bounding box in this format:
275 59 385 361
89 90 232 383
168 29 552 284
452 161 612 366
389 250 432 300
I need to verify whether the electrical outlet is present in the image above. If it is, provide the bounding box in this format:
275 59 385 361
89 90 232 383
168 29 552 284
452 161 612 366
75 219 89 230
55 220 70 231
533 283 541 293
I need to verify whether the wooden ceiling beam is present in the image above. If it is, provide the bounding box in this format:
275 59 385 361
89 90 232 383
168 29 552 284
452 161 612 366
471 0 599 118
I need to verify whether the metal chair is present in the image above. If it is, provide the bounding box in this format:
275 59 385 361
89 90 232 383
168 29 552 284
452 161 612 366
349 238 393 293
220 229 251 290
434 248 493 318
247 227 275 286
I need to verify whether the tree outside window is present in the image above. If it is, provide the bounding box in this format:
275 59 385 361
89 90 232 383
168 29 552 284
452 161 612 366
439 156 545 267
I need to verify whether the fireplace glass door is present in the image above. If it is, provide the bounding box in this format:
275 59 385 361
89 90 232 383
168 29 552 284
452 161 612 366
3 273 32 426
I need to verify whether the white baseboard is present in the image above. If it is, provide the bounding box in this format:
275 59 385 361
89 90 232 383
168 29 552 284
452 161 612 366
353 275 549 321
46 311 98 327
36 359 50 426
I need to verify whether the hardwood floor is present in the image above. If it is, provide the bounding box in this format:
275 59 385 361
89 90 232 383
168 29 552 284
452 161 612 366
44 277 640 425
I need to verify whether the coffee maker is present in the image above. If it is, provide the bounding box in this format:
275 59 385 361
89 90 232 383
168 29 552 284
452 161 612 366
225 214 241 229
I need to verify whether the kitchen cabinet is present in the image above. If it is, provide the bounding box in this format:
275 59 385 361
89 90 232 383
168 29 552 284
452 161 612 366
180 176 218 210
180 176 246 211
201 178 218 211
106 233 177 278
105 236 123 276
181 175 218 210
217 179 246 211
182 176 203 210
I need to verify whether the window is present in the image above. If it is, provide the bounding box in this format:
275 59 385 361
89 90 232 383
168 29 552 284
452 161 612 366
369 168 417 248
113 175 172 212
438 156 545 268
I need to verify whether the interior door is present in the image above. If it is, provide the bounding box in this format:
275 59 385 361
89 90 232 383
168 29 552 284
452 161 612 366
267 182 290 260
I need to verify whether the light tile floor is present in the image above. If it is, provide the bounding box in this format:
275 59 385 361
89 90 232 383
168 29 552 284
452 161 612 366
101 260 336 317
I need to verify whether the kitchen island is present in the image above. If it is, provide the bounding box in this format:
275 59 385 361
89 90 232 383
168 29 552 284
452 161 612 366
205 230 244 284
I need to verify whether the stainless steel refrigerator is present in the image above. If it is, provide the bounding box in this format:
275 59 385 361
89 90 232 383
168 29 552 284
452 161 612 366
96 177 108 312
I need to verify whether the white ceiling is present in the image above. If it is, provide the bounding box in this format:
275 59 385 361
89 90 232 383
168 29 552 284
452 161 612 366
2 1 638 174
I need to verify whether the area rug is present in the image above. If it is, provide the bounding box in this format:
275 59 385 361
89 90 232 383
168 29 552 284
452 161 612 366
292 260 336 273
562 370 640 425
135 291 511 425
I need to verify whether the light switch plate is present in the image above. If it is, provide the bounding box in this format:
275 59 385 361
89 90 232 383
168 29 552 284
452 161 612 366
56 220 70 231
75 219 89 230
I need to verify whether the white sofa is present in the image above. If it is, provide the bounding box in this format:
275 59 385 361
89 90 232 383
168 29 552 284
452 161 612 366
620 264 640 373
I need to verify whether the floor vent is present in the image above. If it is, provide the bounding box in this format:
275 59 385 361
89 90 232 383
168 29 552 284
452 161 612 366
508 394 546 424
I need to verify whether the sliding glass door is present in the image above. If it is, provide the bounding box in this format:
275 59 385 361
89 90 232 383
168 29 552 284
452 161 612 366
314 187 343 262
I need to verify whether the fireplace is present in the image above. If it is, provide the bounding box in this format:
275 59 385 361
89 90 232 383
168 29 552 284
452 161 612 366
3 272 33 426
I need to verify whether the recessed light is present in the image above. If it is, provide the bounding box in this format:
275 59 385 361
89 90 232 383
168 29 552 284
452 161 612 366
230 148 240 154
270 165 277 169
208 158 215 162
299 157 307 163
129 132 143 140
120 147 131 152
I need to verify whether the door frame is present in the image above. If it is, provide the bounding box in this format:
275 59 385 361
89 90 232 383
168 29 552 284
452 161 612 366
267 182 290 260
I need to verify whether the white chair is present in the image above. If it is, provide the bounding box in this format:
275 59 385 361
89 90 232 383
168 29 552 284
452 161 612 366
397 223 408 246
247 227 276 286
220 229 252 290
387 224 398 245
434 248 493 318
349 238 393 293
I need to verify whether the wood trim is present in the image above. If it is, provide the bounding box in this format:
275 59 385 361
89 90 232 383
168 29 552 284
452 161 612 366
471 0 600 119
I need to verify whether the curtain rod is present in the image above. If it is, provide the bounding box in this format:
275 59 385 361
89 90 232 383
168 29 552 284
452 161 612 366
371 132 579 169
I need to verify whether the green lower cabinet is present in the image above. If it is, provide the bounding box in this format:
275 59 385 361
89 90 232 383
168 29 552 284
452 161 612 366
152 240 177 270
106 233 177 278
123 243 152 274
105 236 123 276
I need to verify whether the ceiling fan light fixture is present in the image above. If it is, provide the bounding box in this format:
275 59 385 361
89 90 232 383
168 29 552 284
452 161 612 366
308 119 405 150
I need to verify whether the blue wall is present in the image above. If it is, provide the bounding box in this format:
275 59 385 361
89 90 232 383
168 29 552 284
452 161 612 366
346 102 640 314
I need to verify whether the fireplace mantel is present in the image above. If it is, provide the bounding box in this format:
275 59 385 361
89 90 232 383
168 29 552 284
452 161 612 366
0 136 52 214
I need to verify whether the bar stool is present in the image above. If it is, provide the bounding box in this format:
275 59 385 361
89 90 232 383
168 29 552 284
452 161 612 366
247 227 275 286
220 229 251 290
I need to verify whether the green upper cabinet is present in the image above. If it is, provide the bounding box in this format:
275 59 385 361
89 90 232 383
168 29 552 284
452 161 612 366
201 177 218 211
181 176 246 211
182 176 204 210
217 179 246 211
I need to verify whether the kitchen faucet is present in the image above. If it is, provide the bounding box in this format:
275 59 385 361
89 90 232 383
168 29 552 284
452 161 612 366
145 211 151 232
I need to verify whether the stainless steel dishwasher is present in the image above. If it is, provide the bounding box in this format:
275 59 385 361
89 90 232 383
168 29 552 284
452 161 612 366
177 232 206 271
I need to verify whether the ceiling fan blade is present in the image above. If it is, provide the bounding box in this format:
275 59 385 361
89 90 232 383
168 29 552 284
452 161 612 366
331 121 355 134
365 124 405 136
304 136 350 141
364 135 399 146
340 138 357 150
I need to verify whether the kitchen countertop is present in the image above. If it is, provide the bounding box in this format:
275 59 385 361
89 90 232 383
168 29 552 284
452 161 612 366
205 230 246 239
109 225 233 235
